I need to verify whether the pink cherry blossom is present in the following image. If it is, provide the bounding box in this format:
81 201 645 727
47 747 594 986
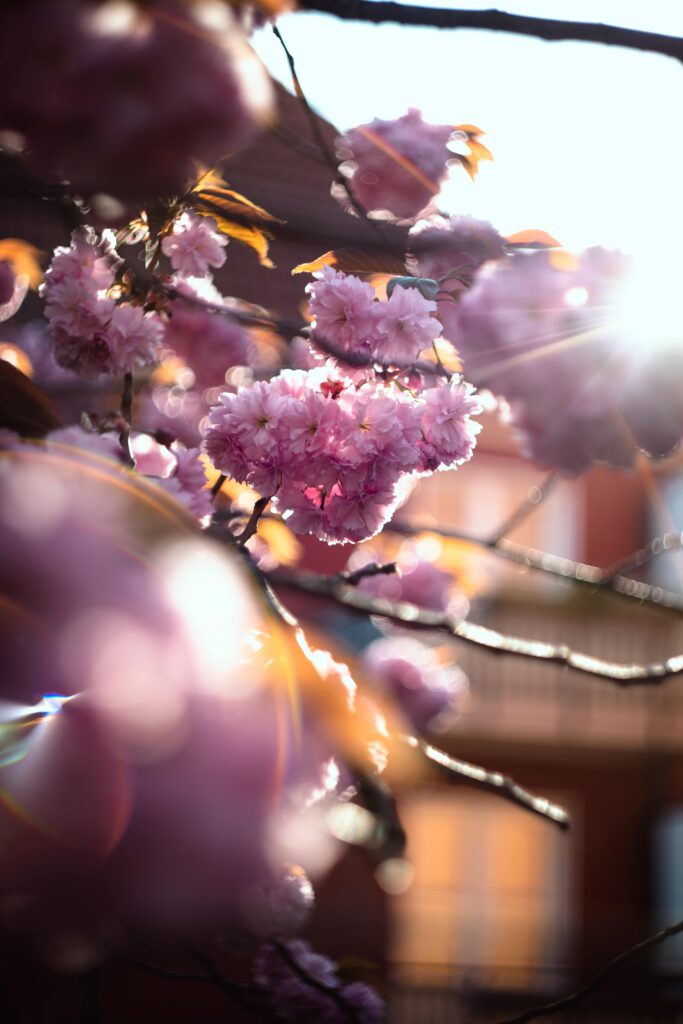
362 636 468 735
161 212 228 279
453 247 683 472
108 303 164 374
419 380 483 466
373 282 441 362
336 109 456 220
307 267 378 356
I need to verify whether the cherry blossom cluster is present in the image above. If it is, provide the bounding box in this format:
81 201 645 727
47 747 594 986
161 211 229 280
42 228 164 378
0 0 271 196
0 443 375 953
204 363 482 544
336 108 457 219
453 247 683 473
307 266 442 366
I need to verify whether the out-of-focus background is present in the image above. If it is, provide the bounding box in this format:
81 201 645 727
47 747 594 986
1 3 683 1020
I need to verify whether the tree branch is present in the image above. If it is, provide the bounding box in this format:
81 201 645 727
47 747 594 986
489 915 683 1024
401 735 570 830
267 566 683 684
297 2 683 65
336 560 398 586
387 518 683 614
272 24 393 248
605 530 683 581
488 471 558 545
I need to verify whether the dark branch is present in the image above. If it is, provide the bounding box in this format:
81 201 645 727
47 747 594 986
267 566 683 684
210 472 226 499
118 371 134 467
490 915 683 1024
336 560 398 586
236 495 271 545
272 941 362 1024
297 2 683 65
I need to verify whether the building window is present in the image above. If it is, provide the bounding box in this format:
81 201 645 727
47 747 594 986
392 788 573 991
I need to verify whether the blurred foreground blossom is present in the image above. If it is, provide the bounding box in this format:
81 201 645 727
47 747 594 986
454 247 683 473
0 446 354 960
0 0 272 197
362 637 468 736
336 109 457 220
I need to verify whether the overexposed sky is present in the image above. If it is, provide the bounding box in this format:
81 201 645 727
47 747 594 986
252 2 683 259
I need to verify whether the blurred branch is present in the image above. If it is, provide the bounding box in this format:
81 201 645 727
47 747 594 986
488 471 558 544
490 915 683 1024
267 566 683 683
402 735 570 829
387 518 683 614
297 2 683 64
236 495 271 545
129 955 271 1019
272 25 388 243
336 560 398 586
186 947 270 1017
605 530 683 581
208 525 566 829
118 371 134 467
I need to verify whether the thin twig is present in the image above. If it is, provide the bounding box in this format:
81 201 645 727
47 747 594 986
401 736 569 830
236 496 271 545
186 946 270 1018
336 561 398 586
267 566 683 684
272 941 361 1024
488 915 683 1024
210 473 226 499
387 518 683 614
297 1 683 65
272 25 393 247
604 530 683 581
127 957 218 986
118 371 134 467
488 471 558 545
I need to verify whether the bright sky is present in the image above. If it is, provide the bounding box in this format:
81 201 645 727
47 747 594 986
252 1 683 260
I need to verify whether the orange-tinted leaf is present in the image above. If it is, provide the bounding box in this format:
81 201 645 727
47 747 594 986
0 239 42 289
506 229 562 249
549 250 580 272
449 125 493 181
193 188 282 228
196 210 275 268
0 360 60 437
292 248 406 277
454 123 486 135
